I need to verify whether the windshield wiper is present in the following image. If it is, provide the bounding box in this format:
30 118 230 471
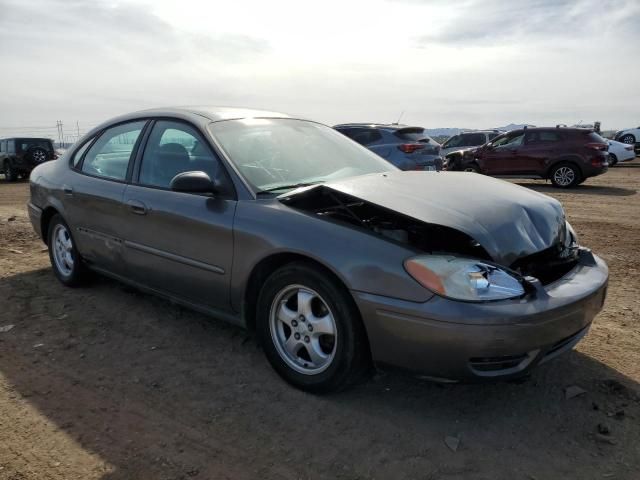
257 181 322 194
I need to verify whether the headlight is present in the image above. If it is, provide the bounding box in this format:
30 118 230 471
404 255 525 301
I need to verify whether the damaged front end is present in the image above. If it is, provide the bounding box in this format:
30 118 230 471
280 181 580 291
281 186 490 260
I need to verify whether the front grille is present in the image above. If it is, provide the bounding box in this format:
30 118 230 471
511 243 579 285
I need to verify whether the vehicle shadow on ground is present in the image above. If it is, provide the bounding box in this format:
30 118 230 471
614 163 640 169
517 182 637 197
1 269 639 479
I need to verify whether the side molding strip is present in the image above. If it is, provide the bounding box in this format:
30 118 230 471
124 240 225 275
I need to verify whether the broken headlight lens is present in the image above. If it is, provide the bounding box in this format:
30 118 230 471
404 256 525 301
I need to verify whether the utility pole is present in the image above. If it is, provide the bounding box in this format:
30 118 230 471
76 121 80 141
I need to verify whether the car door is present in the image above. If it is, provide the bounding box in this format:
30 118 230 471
521 130 561 173
121 119 236 312
66 120 148 276
480 132 525 174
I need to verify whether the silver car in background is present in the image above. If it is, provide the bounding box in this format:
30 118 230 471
441 130 503 170
28 107 608 392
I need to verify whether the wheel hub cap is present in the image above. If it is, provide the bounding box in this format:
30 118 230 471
52 224 74 276
269 285 337 375
554 167 575 186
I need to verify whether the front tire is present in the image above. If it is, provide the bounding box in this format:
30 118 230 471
257 262 370 393
47 214 88 287
550 163 581 188
609 153 618 166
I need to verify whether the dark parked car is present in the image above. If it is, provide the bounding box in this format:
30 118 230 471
441 130 503 170
334 123 442 171
457 127 609 188
28 107 608 392
1 137 56 182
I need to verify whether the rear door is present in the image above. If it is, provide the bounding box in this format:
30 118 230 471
67 120 148 276
121 119 236 311
521 130 562 173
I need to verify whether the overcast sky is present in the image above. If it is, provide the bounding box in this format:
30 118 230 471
0 0 639 139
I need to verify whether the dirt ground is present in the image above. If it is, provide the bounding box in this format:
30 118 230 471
1 162 639 480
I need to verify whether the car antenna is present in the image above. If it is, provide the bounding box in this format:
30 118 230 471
393 110 405 125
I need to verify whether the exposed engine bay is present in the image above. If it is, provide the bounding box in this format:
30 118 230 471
281 185 579 285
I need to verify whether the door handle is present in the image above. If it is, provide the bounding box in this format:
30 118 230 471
63 185 73 195
127 199 148 215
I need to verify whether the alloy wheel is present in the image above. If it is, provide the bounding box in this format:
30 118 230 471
52 223 75 277
33 149 47 163
553 166 575 187
269 284 337 375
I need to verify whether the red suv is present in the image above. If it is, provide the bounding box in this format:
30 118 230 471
459 127 609 188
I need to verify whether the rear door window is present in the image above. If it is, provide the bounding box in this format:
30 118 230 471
465 133 487 146
395 128 427 142
526 131 562 144
350 128 382 146
19 140 53 152
81 121 146 181
71 139 94 168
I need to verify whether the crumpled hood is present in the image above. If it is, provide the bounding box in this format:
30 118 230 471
300 171 566 266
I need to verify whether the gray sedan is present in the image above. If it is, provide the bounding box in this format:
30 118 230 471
28 107 608 392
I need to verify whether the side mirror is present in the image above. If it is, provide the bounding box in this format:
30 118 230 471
170 171 217 194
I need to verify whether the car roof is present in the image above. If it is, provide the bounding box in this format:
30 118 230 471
333 123 423 131
87 106 299 137
505 126 593 135
459 130 503 134
148 106 294 122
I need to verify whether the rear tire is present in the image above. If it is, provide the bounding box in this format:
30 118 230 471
609 154 618 166
3 161 17 182
47 214 89 287
621 134 635 145
550 162 581 188
256 262 370 393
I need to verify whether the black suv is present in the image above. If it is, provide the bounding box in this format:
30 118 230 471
1 138 56 182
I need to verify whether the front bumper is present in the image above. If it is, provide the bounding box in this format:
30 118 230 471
354 249 608 382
